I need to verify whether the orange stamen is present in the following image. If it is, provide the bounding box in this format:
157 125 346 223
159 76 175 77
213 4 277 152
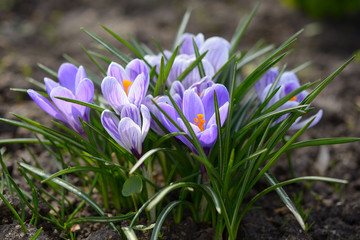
122 80 133 95
194 114 206 132
290 96 297 101
198 92 202 97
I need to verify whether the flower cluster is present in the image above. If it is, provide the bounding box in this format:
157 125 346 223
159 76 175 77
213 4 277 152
28 33 322 160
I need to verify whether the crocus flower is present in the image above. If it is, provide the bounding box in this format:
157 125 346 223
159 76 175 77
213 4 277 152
255 68 323 130
156 83 229 154
101 104 150 158
27 63 94 136
178 33 231 74
101 59 149 114
144 33 230 88
167 54 215 88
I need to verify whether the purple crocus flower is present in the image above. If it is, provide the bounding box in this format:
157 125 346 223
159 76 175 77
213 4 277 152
144 33 230 88
27 63 94 136
101 104 150 158
156 83 229 154
178 33 231 74
255 68 323 130
167 54 215 88
101 59 149 114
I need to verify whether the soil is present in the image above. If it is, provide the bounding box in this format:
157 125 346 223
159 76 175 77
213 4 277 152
1 0 360 239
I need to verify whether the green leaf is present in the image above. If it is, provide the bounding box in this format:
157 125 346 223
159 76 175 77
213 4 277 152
288 137 360 150
151 201 182 240
29 227 43 240
122 227 139 240
173 9 192 50
81 27 130 64
130 148 167 174
230 1 260 54
68 212 135 226
192 38 206 78
263 171 305 230
122 175 143 197
0 192 27 234
37 63 57 79
19 163 119 232
176 51 208 82
55 97 105 112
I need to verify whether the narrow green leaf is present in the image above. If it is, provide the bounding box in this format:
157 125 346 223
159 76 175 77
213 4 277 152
230 1 260 54
263 171 305 230
55 97 105 112
176 51 208 82
192 38 206 78
41 166 109 184
151 201 182 240
19 163 118 232
288 137 360 150
0 192 27 234
29 227 43 240
173 9 192 50
68 212 135 225
81 27 130 64
37 63 57 78
122 227 139 240
80 44 107 76
130 148 167 174
101 25 143 60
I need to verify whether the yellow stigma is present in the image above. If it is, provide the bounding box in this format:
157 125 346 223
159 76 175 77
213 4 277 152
122 80 133 95
194 114 206 132
290 96 297 101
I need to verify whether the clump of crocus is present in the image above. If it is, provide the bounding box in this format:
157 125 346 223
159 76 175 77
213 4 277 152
101 104 150 159
101 59 149 114
155 81 229 154
27 63 94 136
255 67 323 129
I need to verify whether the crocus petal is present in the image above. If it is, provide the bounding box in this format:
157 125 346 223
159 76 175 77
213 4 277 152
58 63 78 93
75 66 87 89
166 56 189 86
189 76 214 95
201 84 229 123
127 73 148 106
207 102 229 127
182 59 215 89
179 33 204 55
44 78 60 96
255 67 279 97
101 110 122 145
200 36 230 73
278 71 300 87
183 89 205 123
75 78 94 114
118 117 143 156
170 81 185 99
126 59 149 82
140 104 151 141
290 109 323 130
197 124 218 149
107 62 128 85
50 86 76 119
157 102 179 133
27 89 66 122
121 104 141 127
101 76 129 114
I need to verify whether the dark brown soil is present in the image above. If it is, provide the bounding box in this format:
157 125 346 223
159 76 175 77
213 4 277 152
1 0 360 239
